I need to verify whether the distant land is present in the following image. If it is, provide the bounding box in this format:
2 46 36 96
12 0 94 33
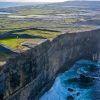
0 1 100 9
0 2 45 8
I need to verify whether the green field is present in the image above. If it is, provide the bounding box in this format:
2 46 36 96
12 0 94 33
15 30 60 38
0 29 60 50
0 7 97 55
0 39 27 49
12 9 55 16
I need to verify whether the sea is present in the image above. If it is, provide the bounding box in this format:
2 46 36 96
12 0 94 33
0 2 42 15
0 2 39 14
0 2 35 8
40 60 100 100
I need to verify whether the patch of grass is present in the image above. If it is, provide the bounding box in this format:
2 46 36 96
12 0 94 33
15 30 60 39
7 22 33 29
64 18 80 23
0 16 34 34
12 9 55 16
0 22 34 34
0 29 11 34
65 26 95 32
0 29 60 49
0 38 27 49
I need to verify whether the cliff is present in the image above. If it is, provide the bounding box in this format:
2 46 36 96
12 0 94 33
0 29 100 100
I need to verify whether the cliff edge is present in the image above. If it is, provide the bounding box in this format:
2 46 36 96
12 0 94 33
0 29 100 100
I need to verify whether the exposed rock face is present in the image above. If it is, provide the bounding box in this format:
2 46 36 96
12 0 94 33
76 92 80 96
67 96 74 100
68 88 74 92
0 29 100 100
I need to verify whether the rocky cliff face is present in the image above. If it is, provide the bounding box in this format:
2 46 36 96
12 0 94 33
0 29 100 100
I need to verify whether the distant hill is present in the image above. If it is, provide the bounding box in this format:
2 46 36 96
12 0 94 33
45 1 100 9
0 1 100 12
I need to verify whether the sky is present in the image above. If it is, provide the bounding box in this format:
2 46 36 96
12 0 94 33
0 0 66 2
0 0 100 2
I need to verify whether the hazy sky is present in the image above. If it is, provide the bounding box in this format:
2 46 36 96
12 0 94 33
0 0 66 2
0 0 100 2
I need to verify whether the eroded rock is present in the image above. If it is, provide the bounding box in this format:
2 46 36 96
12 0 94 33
67 96 74 100
68 88 74 92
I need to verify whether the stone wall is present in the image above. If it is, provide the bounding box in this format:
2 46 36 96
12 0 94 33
0 29 100 100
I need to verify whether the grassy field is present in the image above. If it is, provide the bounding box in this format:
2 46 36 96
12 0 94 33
0 38 27 49
64 18 80 23
12 9 55 16
15 30 60 38
65 26 95 32
6 23 34 29
0 7 97 53
0 7 91 34
0 2 99 62
0 29 60 49
0 17 88 34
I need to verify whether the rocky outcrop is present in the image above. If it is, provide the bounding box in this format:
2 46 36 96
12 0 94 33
0 29 100 100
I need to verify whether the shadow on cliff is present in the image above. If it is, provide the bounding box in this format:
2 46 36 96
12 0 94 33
0 44 17 54
0 33 46 39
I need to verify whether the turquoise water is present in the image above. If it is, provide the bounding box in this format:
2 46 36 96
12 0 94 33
40 60 100 100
